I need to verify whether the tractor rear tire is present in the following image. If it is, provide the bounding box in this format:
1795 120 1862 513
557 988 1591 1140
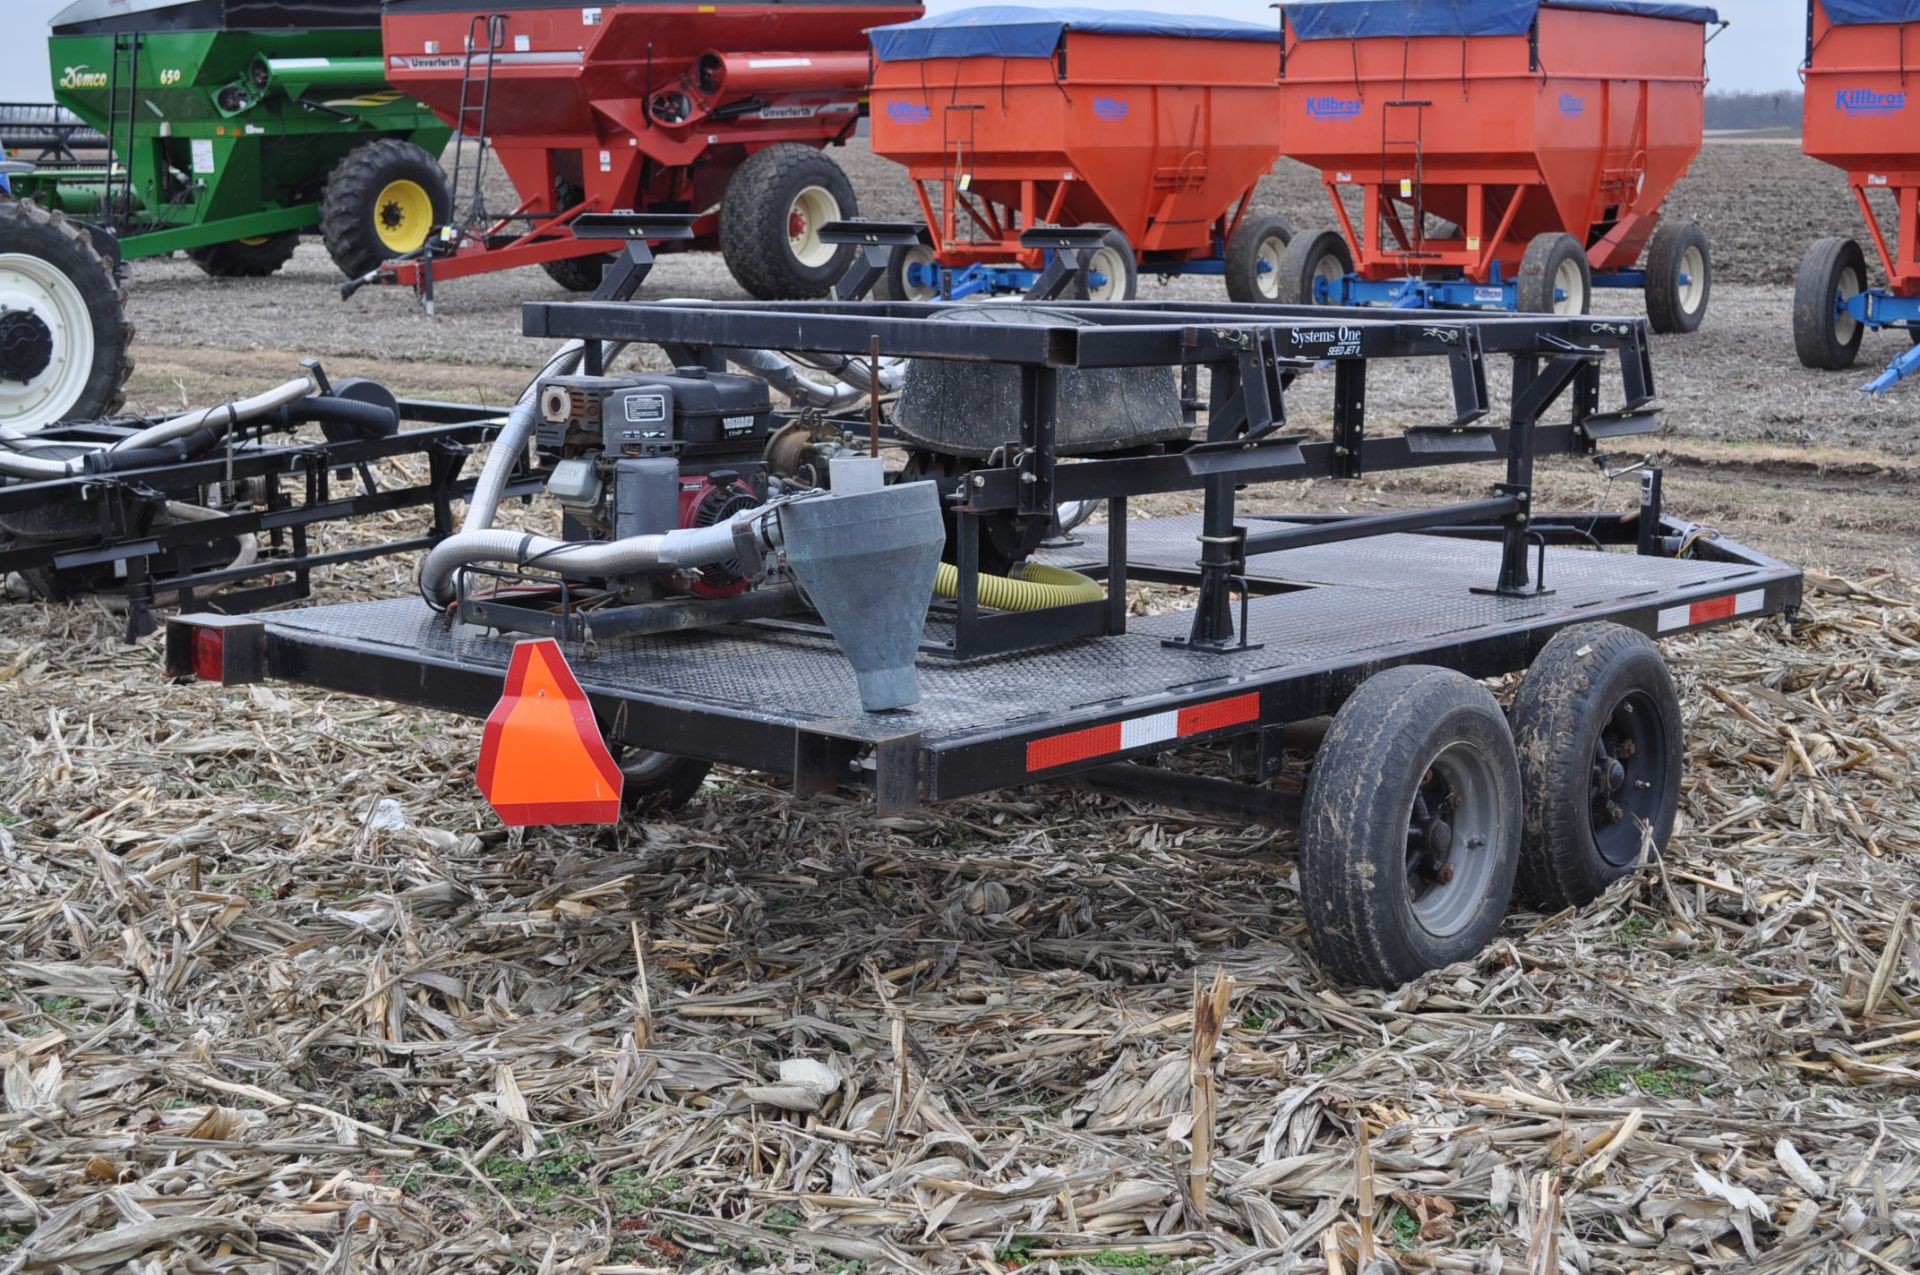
1793 237 1868 370
1274 229 1353 306
1298 665 1522 988
1516 232 1591 315
1644 220 1711 334
541 253 611 293
1224 213 1293 304
321 139 453 279
720 144 858 300
187 232 300 279
0 199 133 432
1069 226 1138 301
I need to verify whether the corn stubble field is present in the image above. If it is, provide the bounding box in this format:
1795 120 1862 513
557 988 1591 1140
1 137 1917 1273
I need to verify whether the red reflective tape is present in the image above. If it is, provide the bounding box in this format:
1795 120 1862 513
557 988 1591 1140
1690 595 1738 625
1026 722 1123 772
1176 692 1262 737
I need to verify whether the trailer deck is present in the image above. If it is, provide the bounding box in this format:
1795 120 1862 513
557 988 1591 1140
176 512 1797 813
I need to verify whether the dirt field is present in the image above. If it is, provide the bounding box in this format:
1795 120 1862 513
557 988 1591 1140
2 136 1917 1272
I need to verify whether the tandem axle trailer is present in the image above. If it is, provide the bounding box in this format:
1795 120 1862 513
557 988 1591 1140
168 296 1800 985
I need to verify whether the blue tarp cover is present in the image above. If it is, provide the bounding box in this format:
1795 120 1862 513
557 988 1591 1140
1284 0 1718 41
1821 0 1920 23
869 6 1282 63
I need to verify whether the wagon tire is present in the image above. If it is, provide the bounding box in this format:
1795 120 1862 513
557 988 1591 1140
1793 237 1868 370
541 253 611 293
721 144 858 300
1224 213 1293 303
1644 220 1711 334
1069 226 1138 301
878 241 942 301
187 232 300 279
1516 232 1590 315
1510 623 1683 911
1274 229 1353 306
1299 665 1522 988
611 744 712 813
0 199 134 431
320 138 452 278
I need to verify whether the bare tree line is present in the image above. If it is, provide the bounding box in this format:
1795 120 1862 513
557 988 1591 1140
1705 90 1803 131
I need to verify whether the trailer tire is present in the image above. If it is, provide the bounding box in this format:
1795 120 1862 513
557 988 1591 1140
612 745 711 813
187 232 300 279
1299 665 1522 987
541 253 610 293
1516 232 1590 315
879 242 942 301
720 145 857 300
1274 229 1353 306
1069 226 1138 301
0 199 133 432
1793 237 1868 370
1644 221 1711 334
1224 214 1294 303
1510 623 1683 911
321 139 453 279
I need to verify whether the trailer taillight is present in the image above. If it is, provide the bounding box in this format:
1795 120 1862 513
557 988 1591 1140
192 628 224 682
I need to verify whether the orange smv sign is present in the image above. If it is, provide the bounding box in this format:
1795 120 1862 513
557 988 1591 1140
476 639 624 826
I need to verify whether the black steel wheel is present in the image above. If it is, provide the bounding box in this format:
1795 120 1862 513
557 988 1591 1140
610 743 712 813
1273 229 1353 306
0 198 133 431
1793 237 1868 370
1510 622 1683 910
1069 226 1138 301
1223 213 1293 303
187 232 301 278
320 138 452 278
1299 665 1523 987
720 144 858 300
1644 220 1711 334
1516 232 1591 315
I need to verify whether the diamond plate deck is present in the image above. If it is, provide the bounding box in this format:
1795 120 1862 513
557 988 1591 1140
261 517 1785 750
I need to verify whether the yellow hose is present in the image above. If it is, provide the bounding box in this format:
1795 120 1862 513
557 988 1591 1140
933 561 1103 611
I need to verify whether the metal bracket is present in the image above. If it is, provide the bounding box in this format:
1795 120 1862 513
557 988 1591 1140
822 219 930 301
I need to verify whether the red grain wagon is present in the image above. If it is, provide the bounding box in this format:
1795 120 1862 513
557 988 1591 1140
1793 0 1920 391
1275 0 1720 327
866 7 1291 302
359 0 920 308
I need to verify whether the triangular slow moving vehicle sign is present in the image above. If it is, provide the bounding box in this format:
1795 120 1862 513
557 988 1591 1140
477 639 624 826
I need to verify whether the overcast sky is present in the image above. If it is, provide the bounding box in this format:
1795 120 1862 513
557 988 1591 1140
1 0 1799 103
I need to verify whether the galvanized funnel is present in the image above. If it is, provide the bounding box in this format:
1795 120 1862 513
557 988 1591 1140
780 480 945 712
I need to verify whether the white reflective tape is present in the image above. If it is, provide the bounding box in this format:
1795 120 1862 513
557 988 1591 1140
1656 604 1690 632
1735 589 1764 615
1119 710 1180 750
748 58 812 68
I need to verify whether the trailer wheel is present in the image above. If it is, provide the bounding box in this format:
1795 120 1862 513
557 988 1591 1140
1516 232 1590 315
1070 227 1137 301
612 745 711 813
1299 665 1522 987
1274 230 1353 306
0 199 132 432
720 145 858 300
880 242 942 301
186 232 300 279
1793 237 1868 370
1510 623 1683 910
320 139 453 279
541 253 611 293
1224 214 1294 303
1644 221 1711 334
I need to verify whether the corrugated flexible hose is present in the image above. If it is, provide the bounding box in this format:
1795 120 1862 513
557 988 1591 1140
933 561 1102 611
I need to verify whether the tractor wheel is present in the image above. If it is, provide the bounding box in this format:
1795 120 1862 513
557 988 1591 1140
1274 229 1353 306
1224 213 1293 304
0 199 133 432
1069 226 1138 301
610 744 712 813
1793 237 1868 370
1644 221 1711 334
720 144 858 300
1516 232 1591 315
1510 622 1683 911
320 139 452 278
187 233 300 279
541 253 611 293
1298 665 1522 987
878 241 942 302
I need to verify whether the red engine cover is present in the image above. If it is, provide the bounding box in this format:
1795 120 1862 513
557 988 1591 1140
677 474 760 598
